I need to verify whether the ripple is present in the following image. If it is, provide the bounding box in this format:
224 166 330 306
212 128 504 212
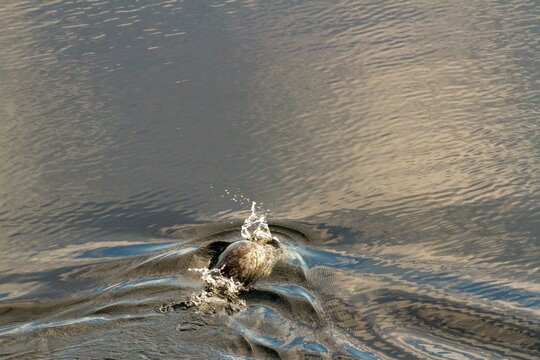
0 0 539 358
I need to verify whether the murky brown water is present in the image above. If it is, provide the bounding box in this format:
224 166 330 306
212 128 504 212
0 0 539 358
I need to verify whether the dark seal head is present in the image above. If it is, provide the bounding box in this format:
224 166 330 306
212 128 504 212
212 238 281 286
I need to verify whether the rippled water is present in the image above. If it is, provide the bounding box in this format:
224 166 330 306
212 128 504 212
0 0 539 358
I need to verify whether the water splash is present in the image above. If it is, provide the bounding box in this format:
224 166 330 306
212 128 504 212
158 203 274 314
241 202 274 242
157 267 246 314
190 267 245 301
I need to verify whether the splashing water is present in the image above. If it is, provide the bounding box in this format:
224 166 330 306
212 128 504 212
190 267 244 300
185 267 246 312
158 203 273 314
157 267 246 314
240 202 274 242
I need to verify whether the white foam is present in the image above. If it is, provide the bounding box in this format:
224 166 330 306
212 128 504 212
182 267 246 312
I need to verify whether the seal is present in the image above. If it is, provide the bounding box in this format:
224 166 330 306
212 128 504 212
212 237 281 286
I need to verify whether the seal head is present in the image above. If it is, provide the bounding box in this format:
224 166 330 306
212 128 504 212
213 238 281 285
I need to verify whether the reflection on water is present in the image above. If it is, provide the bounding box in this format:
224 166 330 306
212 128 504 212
0 0 538 358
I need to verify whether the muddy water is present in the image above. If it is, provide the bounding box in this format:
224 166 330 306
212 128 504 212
0 0 539 358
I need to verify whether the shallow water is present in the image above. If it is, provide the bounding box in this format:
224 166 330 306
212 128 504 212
0 0 539 358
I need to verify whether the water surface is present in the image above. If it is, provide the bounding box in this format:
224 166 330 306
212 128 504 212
0 0 539 358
